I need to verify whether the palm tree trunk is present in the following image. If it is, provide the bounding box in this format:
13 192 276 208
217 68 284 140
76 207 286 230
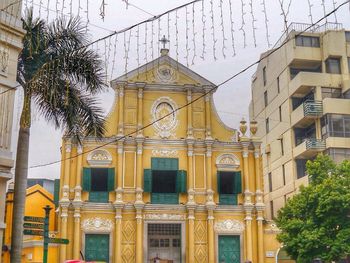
10 95 31 263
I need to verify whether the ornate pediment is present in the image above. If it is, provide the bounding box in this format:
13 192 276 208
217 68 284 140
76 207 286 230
81 217 114 232
87 149 112 166
214 219 244 234
216 154 240 170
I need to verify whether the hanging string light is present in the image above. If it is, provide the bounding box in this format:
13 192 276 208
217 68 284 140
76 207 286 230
307 0 314 24
200 0 206 60
110 34 119 81
219 0 226 58
175 9 179 63
210 0 217 60
278 0 292 31
185 6 190 67
261 0 271 47
192 3 197 65
332 0 338 22
249 0 257 47
228 0 236 56
239 0 247 48
321 0 327 22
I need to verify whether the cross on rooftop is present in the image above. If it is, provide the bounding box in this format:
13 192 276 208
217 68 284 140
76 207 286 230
159 35 170 49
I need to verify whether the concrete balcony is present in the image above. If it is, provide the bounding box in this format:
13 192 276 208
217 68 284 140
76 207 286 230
289 72 343 96
293 138 326 159
323 97 350 115
291 100 323 128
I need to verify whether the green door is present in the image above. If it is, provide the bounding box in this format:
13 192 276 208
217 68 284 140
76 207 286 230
85 234 109 262
218 235 240 263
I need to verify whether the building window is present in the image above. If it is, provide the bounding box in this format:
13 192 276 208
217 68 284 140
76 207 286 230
282 164 286 186
279 106 282 122
144 158 187 204
217 171 242 205
265 118 269 133
82 168 115 203
295 35 320 47
325 58 341 74
290 64 322 79
264 91 268 107
292 92 315 110
325 148 350 163
321 114 350 138
294 123 316 146
277 76 280 93
268 172 272 192
263 66 267 86
270 201 274 219
343 89 350 99
321 87 342 99
346 31 350 42
296 159 307 179
280 138 284 155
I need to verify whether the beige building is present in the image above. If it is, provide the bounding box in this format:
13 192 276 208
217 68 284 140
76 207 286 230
249 23 350 219
0 0 25 260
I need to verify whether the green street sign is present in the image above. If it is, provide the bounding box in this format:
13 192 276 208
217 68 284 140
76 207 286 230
23 223 44 229
23 229 44 236
24 216 45 223
44 238 69 244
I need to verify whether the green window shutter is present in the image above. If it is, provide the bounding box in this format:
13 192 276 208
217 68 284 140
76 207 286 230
151 158 179 170
82 168 92 191
233 171 242 193
144 169 152 192
53 179 60 207
217 172 222 194
151 193 178 204
219 194 237 205
176 170 187 193
107 168 115 191
89 192 109 203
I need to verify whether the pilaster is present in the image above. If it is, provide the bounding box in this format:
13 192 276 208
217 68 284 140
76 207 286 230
185 85 193 138
72 203 82 260
62 142 71 202
186 138 195 197
134 203 145 263
74 145 83 202
186 204 196 263
136 83 145 137
116 139 125 202
205 139 214 203
59 203 69 262
116 82 125 136
114 204 124 263
204 86 212 139
207 208 215 263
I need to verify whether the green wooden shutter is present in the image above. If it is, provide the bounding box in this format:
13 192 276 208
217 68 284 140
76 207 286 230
82 168 92 191
233 171 242 193
176 170 187 193
151 158 179 170
107 168 115 191
53 179 60 207
144 169 152 192
217 171 222 194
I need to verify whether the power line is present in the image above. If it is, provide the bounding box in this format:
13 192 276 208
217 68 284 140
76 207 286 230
26 0 350 170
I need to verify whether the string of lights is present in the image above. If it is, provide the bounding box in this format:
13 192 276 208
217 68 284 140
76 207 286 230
24 0 350 170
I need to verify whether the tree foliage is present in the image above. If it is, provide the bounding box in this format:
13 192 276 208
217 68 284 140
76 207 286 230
276 155 350 262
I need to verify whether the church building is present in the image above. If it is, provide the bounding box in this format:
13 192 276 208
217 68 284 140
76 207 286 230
57 45 279 263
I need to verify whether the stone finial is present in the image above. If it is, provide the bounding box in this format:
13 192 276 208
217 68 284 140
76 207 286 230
250 119 258 137
239 118 247 137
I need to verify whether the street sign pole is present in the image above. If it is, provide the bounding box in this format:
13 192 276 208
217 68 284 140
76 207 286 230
43 205 52 263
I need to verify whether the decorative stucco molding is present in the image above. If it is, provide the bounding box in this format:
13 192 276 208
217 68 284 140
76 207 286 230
214 219 245 233
151 97 178 139
81 217 114 232
87 149 112 166
143 214 186 221
216 153 240 170
264 222 281 234
151 149 178 157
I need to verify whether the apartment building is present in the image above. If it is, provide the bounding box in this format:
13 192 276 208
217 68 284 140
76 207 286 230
249 23 350 219
0 1 25 260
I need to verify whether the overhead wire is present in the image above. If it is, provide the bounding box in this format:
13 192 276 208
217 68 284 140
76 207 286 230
25 0 350 170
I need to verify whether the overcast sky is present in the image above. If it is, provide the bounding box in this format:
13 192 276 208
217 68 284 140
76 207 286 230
11 0 350 180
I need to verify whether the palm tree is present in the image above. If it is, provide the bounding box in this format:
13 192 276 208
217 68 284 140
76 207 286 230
11 9 107 262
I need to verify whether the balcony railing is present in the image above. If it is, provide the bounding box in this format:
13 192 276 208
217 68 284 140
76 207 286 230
303 100 323 117
305 138 326 150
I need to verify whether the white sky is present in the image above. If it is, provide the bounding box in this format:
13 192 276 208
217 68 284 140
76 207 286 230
10 0 350 180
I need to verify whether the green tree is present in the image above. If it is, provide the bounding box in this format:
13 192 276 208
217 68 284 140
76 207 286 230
276 155 350 263
11 10 106 263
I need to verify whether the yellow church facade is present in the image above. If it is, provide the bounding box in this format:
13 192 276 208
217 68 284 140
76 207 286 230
57 49 280 263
